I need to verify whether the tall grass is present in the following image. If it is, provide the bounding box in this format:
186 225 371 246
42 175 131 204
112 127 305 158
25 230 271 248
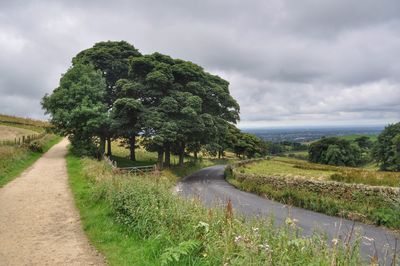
68 155 364 265
0 134 61 186
241 157 400 187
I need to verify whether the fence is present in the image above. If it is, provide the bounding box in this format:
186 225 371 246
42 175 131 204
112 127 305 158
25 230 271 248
0 133 45 146
103 155 157 175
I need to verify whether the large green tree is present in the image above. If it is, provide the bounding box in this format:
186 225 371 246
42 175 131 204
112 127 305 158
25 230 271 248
373 122 400 171
309 137 363 166
124 53 240 167
72 41 141 156
42 64 108 157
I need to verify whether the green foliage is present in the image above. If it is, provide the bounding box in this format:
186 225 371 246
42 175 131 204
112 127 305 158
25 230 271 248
160 240 200 265
42 64 108 157
233 132 267 158
68 155 363 265
309 137 364 166
232 158 400 228
373 122 400 171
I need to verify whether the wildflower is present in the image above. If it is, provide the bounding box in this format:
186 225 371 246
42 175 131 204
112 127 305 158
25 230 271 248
258 242 271 252
234 235 243 243
332 238 338 245
252 227 259 234
285 217 298 227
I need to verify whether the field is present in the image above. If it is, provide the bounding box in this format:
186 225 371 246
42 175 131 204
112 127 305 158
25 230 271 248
229 157 400 229
0 114 60 187
240 157 399 187
0 125 37 141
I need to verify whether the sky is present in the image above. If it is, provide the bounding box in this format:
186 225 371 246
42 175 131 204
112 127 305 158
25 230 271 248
0 0 399 128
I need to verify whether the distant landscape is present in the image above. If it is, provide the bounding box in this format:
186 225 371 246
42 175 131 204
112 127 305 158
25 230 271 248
244 126 383 143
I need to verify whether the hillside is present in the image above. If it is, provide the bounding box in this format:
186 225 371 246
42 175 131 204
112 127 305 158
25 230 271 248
0 114 49 132
0 125 36 141
0 114 60 187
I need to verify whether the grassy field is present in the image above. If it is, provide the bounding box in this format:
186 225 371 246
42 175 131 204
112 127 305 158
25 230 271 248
0 124 37 141
0 114 49 133
239 157 400 187
0 134 62 187
230 157 400 229
0 114 61 187
67 153 362 265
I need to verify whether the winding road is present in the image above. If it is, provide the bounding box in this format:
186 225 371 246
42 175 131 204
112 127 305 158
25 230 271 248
177 165 399 265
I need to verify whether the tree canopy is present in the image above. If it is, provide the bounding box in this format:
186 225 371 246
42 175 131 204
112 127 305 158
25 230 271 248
373 122 400 171
43 40 267 168
42 63 108 157
308 137 363 167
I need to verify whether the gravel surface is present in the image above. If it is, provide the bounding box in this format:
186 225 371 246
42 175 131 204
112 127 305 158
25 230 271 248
0 139 105 266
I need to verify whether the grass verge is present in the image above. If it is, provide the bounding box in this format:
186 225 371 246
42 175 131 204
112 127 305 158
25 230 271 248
67 153 363 265
0 134 62 187
228 161 400 229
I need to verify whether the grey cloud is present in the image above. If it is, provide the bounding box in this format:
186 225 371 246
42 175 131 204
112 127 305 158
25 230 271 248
0 0 399 126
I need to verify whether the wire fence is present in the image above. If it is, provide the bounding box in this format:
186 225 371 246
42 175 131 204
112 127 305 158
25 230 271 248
0 133 46 147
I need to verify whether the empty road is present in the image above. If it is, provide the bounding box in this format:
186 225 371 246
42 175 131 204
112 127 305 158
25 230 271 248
177 165 399 265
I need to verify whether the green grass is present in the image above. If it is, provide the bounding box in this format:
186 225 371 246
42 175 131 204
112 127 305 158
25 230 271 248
67 154 363 265
229 157 400 228
111 140 236 181
67 154 160 265
240 157 336 179
240 157 400 187
0 134 62 187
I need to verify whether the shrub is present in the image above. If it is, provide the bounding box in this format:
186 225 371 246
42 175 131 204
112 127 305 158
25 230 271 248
27 140 44 152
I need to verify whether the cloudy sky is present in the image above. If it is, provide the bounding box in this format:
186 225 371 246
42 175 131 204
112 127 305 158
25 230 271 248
1 0 399 128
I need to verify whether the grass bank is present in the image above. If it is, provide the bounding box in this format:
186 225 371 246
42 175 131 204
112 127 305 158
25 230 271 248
0 134 62 187
228 158 400 229
67 153 363 265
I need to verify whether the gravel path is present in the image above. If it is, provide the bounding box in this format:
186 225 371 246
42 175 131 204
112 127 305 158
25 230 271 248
0 139 105 266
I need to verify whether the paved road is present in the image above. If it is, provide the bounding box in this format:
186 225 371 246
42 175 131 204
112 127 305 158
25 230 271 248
177 165 399 265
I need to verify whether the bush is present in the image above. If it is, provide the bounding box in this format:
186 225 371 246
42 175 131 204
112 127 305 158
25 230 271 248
27 140 44 152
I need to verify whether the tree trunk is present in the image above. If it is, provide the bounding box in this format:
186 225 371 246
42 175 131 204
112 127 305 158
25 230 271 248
106 136 112 156
179 142 185 166
157 149 164 170
164 144 171 167
99 136 106 158
218 150 222 159
194 151 198 160
129 135 136 161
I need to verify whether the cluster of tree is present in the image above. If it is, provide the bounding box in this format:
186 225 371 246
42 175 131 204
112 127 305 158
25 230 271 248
373 122 400 171
309 125 400 171
308 137 368 167
42 41 268 168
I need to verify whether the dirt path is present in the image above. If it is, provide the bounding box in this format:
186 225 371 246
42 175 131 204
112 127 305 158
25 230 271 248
0 139 105 266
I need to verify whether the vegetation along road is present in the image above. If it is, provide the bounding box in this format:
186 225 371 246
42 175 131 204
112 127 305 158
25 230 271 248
0 139 104 265
177 165 399 264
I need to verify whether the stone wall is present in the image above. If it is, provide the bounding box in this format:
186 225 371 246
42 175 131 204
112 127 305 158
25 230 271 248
229 159 400 207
